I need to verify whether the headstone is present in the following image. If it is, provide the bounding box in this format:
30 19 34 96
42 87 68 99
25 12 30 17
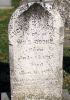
0 0 11 8
63 89 70 100
1 93 9 100
8 0 64 100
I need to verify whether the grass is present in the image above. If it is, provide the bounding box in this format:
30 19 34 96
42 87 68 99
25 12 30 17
64 47 70 57
0 0 70 93
0 0 20 62
12 0 20 8
0 9 13 62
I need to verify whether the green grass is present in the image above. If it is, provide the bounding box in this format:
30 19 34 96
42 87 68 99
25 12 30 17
0 0 70 93
12 0 20 8
0 9 13 62
0 0 20 62
64 47 70 57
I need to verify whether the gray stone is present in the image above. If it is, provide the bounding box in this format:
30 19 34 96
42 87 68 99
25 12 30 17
0 0 11 8
1 93 9 100
8 0 64 100
63 89 70 100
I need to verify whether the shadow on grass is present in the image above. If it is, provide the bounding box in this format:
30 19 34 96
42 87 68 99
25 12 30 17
0 62 11 100
63 56 70 74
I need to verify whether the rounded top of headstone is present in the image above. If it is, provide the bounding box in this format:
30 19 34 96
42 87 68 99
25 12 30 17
21 0 54 4
20 0 55 10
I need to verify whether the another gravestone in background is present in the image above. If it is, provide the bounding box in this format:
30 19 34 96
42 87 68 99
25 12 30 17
54 0 70 28
1 93 9 100
0 0 11 8
8 0 64 100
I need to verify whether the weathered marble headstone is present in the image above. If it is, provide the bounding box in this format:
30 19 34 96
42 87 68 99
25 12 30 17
8 0 64 100
0 0 11 8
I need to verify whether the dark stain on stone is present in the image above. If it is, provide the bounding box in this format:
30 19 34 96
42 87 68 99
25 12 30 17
19 3 50 23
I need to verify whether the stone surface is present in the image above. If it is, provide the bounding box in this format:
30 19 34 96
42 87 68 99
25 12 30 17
63 90 70 100
8 1 64 100
0 0 11 7
1 93 9 100
1 90 70 100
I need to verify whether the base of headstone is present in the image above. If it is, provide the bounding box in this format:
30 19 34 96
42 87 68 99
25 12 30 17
1 93 9 100
1 90 70 100
63 89 70 100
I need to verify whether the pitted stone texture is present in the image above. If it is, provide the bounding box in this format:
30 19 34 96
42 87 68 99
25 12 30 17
8 2 64 100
